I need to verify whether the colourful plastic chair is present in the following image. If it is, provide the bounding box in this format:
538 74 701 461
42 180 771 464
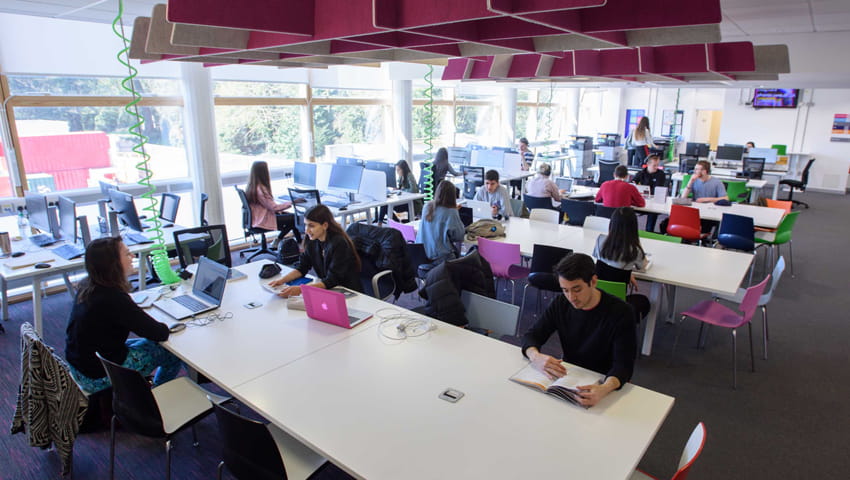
596 279 626 301
717 213 756 284
678 174 692 196
638 230 682 243
771 144 787 155
765 199 792 214
713 257 785 360
476 237 531 304
387 219 416 243
560 199 595 226
723 180 749 203
666 204 707 244
629 423 707 480
755 210 799 277
672 276 770 389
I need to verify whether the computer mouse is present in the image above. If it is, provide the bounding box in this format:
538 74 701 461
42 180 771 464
34 263 52 269
11 251 25 258
163 223 174 228
338 206 348 211
169 323 187 333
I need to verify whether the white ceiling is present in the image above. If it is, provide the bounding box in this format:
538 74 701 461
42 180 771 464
0 0 158 24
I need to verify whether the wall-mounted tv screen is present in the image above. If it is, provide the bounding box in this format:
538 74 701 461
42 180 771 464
752 88 799 108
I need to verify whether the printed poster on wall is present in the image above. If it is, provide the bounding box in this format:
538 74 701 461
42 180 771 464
624 109 645 141
831 114 850 142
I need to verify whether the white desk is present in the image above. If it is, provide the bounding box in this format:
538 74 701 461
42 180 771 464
490 218 754 355
232 304 674 480
635 198 786 229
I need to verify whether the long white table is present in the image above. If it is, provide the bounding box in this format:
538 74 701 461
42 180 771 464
634 198 786 229
158 260 674 480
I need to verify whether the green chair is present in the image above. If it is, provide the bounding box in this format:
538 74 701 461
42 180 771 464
771 144 787 155
755 211 799 277
679 174 692 196
596 279 627 301
723 180 750 203
639 230 683 243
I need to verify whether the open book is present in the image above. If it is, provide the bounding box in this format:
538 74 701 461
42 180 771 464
510 362 605 408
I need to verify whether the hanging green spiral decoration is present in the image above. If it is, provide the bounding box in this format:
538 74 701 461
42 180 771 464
421 64 436 201
113 0 181 285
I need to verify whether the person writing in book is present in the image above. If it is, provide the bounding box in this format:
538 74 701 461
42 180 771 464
521 253 636 407
474 169 513 219
268 205 362 297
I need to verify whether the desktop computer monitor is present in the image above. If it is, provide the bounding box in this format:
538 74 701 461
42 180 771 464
746 147 778 165
25 193 55 235
107 189 146 233
328 164 364 195
685 142 710 157
293 161 317 187
679 155 699 174
716 145 745 163
472 149 504 169
336 157 363 167
57 196 78 242
447 147 470 166
99 180 119 200
364 161 396 188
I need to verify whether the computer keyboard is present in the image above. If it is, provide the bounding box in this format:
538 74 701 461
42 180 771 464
323 199 350 208
29 234 58 247
172 295 207 312
123 232 153 245
52 244 85 260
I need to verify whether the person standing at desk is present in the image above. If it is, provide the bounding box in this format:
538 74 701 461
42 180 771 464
632 154 666 231
416 180 465 264
65 237 182 394
522 253 636 407
595 165 646 208
269 205 362 297
246 160 301 245
432 147 459 186
474 169 514 219
378 160 422 224
524 162 562 208
510 137 535 197
626 116 656 166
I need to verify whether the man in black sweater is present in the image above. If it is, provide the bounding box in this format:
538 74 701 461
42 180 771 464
522 253 636 407
632 154 667 232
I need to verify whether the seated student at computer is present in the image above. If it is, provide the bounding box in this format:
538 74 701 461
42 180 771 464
269 205 362 297
474 169 513 219
595 165 646 208
524 162 562 208
246 160 301 244
591 207 650 322
521 253 636 407
432 147 459 186
416 180 465 264
632 154 665 231
746 141 755 153
682 160 727 203
378 160 423 224
65 237 182 394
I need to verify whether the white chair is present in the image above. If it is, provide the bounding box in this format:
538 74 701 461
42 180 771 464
630 422 706 480
461 290 520 338
712 256 785 360
528 208 561 224
583 215 610 231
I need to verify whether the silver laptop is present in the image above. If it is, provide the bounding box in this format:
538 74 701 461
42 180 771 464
555 177 573 192
465 200 493 219
154 256 229 320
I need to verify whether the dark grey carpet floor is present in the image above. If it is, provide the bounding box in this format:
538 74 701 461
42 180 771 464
2 189 848 479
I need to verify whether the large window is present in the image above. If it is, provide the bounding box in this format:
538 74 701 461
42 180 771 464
313 105 387 159
215 105 303 173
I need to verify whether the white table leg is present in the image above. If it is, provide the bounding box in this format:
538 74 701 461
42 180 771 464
33 277 44 336
642 282 664 356
772 181 780 200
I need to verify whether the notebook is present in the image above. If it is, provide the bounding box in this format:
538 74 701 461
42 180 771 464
301 285 371 329
153 256 229 320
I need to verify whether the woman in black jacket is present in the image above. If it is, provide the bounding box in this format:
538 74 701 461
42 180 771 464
269 205 362 297
65 237 181 393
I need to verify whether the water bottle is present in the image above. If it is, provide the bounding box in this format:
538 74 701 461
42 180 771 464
17 207 28 239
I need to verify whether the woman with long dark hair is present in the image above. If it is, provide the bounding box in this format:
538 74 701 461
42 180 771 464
592 207 650 321
431 147 459 187
416 180 465 263
378 159 423 223
269 204 362 297
65 237 181 393
246 160 301 244
626 117 656 166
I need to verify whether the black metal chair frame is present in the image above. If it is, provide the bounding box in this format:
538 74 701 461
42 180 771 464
779 157 815 209
235 186 276 262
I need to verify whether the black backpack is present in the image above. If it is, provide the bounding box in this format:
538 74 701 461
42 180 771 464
276 237 300 265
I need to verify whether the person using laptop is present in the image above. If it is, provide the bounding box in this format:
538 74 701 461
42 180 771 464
268 205 362 297
247 160 302 246
521 253 636 407
474 169 513 219
632 154 666 231
378 160 422 224
416 180 465 264
65 237 182 394
595 165 646 208
524 162 562 208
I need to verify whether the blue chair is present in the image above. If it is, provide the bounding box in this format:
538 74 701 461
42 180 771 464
593 204 617 219
524 195 558 211
717 213 756 284
560 199 595 226
520 244 573 320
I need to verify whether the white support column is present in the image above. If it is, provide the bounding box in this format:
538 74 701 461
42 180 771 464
501 87 517 147
180 63 224 225
565 88 580 137
392 79 413 166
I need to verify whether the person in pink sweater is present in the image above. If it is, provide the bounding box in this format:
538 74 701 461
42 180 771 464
246 161 301 244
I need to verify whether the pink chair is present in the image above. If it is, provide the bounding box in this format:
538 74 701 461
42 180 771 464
672 276 770 389
476 237 531 304
630 422 706 480
387 219 416 243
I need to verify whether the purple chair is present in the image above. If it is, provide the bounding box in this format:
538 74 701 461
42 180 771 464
476 237 531 304
387 219 416 243
671 275 770 389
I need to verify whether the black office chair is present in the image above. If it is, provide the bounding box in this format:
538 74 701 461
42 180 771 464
779 157 815 209
199 193 209 226
211 402 329 480
742 157 765 180
520 244 573 319
173 224 231 270
523 195 558 211
461 165 484 200
594 204 617 219
235 186 275 263
597 160 619 185
288 187 321 235
159 193 180 227
560 199 595 226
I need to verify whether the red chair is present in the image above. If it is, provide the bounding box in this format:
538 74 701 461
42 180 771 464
666 204 708 244
476 237 530 304
630 423 707 480
672 276 770 389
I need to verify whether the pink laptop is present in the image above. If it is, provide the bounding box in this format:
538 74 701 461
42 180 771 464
301 285 372 329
